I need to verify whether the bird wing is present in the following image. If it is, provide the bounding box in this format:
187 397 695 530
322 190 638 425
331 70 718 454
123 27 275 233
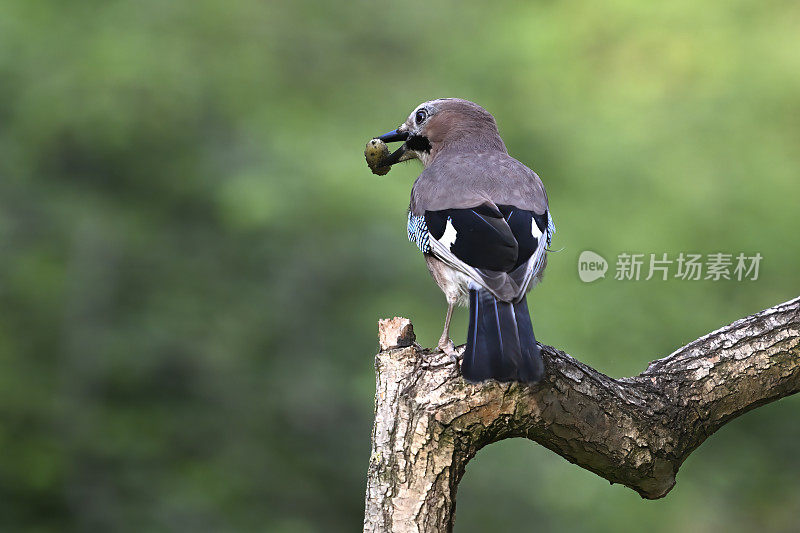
506 207 554 298
409 202 554 302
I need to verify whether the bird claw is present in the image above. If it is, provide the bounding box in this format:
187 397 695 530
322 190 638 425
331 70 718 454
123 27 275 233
420 339 462 370
438 339 461 362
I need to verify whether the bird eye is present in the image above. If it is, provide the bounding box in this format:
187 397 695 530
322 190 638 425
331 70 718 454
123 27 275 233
415 109 428 124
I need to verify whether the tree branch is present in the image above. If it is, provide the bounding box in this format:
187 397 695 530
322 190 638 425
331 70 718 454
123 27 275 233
363 296 800 533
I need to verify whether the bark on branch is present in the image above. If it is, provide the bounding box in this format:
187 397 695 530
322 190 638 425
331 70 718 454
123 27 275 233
363 297 800 533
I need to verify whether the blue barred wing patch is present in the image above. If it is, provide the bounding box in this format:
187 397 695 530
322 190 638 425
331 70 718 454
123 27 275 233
407 212 430 253
531 211 555 279
546 211 555 247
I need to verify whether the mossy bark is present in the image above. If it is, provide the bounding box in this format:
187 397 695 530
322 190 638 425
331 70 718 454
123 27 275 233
363 298 800 533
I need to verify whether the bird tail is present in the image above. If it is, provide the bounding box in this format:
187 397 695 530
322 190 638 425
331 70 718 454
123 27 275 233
462 288 544 383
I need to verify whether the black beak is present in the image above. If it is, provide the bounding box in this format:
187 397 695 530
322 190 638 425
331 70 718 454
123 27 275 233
374 128 410 167
376 129 409 143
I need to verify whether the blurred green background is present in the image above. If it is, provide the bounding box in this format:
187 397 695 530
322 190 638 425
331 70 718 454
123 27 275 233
1 1 798 531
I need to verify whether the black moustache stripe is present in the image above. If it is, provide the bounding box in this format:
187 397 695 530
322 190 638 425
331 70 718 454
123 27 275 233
406 135 432 153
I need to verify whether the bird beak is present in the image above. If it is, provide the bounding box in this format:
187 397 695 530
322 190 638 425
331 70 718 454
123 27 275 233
374 128 412 167
376 129 409 143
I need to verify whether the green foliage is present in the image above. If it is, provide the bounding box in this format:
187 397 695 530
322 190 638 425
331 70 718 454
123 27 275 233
0 0 798 531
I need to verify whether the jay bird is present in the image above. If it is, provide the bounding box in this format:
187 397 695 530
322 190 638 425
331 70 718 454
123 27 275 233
374 98 554 383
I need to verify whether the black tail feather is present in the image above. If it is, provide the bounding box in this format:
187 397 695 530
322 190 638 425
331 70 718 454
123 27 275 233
462 289 544 383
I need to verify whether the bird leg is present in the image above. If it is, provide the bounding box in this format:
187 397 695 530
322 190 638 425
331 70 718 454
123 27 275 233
437 302 459 361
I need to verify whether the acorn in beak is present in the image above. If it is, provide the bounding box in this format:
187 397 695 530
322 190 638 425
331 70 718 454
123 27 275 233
374 129 410 167
364 128 415 175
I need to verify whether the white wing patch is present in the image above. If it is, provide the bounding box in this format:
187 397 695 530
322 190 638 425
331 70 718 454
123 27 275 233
440 218 458 249
531 217 542 239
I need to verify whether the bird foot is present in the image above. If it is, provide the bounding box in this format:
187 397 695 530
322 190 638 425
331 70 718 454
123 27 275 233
421 339 462 370
438 338 460 362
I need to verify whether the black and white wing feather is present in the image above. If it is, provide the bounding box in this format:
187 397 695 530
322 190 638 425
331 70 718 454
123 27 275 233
408 202 554 302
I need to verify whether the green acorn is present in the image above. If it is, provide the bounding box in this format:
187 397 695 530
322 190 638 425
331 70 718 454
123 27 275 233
364 138 391 176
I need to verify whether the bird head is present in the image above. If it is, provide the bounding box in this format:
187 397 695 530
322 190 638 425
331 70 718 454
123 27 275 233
374 98 506 169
